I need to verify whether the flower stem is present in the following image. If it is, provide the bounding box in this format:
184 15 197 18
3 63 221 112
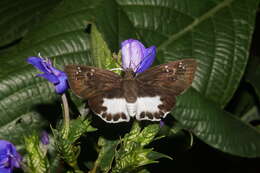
61 93 70 138
88 161 98 173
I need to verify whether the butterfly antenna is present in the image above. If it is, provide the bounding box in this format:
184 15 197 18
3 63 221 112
112 52 124 69
110 67 123 71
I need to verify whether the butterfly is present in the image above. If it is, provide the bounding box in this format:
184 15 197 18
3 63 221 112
65 59 197 123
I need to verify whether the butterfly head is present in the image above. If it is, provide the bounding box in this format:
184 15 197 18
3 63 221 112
123 68 136 80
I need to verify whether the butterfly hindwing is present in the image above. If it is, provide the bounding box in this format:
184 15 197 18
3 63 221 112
135 84 176 121
88 88 131 123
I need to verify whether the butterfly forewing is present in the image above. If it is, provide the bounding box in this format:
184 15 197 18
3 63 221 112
65 65 122 99
137 59 197 95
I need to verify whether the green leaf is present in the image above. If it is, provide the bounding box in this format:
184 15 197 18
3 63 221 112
0 0 61 47
172 89 260 157
67 116 97 142
122 122 160 148
135 169 150 173
0 112 47 144
52 116 96 169
147 151 172 161
95 137 119 173
245 56 260 99
112 122 168 173
241 106 260 123
90 24 121 73
24 133 49 173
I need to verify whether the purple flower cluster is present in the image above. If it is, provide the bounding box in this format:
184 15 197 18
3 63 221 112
0 140 21 173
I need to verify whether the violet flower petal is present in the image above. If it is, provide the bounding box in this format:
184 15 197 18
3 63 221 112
40 131 50 145
27 57 51 74
0 140 21 173
121 39 145 72
136 46 156 73
54 72 69 94
27 56 69 94
0 168 11 173
37 73 60 84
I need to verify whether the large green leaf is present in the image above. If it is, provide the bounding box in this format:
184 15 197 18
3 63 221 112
0 0 61 47
173 89 260 157
0 0 260 158
245 56 260 99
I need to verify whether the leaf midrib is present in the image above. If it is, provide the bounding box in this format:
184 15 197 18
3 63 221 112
157 0 235 52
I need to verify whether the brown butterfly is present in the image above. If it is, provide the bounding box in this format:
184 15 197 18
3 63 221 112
65 59 197 123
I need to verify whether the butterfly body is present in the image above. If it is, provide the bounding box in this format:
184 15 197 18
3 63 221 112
65 59 197 123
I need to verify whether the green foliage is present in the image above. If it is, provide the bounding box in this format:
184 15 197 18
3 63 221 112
95 137 120 173
52 116 96 170
90 24 122 73
111 122 170 173
173 89 260 157
24 133 49 173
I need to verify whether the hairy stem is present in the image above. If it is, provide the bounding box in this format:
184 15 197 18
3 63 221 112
61 94 70 138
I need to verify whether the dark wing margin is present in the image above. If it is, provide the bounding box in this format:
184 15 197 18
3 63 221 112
65 65 122 99
136 59 197 96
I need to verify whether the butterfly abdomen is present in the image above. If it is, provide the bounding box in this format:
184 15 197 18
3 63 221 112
126 102 137 117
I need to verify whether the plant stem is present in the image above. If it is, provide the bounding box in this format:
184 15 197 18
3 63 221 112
61 93 70 138
88 161 98 173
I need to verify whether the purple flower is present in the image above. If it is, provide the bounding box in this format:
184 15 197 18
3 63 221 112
0 140 21 173
27 56 68 94
121 39 156 73
159 120 165 128
40 131 49 145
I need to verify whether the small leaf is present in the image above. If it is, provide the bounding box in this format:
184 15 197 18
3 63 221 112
147 151 172 161
112 122 169 173
90 24 121 72
24 133 49 173
95 137 120 173
52 116 96 169
136 169 150 173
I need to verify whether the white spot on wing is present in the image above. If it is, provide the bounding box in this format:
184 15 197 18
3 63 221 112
97 98 130 123
136 96 163 121
103 98 128 115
